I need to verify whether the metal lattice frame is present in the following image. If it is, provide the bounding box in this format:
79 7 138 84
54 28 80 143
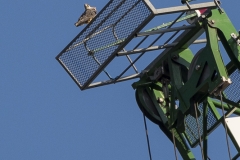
224 69 240 103
56 0 153 90
56 0 218 90
184 103 218 147
56 1 240 159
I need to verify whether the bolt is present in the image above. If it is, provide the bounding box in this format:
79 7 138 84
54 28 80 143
172 55 179 60
237 30 240 40
175 105 178 109
195 65 201 70
214 91 220 97
158 98 164 103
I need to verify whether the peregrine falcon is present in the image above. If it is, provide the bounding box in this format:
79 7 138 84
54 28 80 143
74 4 97 27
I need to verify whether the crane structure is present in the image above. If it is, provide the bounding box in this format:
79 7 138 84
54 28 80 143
56 0 240 159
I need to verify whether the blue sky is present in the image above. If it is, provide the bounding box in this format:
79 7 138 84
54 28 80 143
1 0 240 160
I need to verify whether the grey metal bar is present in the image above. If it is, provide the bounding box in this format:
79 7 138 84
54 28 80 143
109 0 142 74
118 43 176 56
212 99 240 116
193 39 208 44
86 73 140 89
66 25 113 52
136 25 196 37
82 3 155 90
115 12 185 82
114 0 142 28
125 53 138 73
154 2 217 15
92 55 112 79
214 0 224 13
145 27 204 71
143 0 156 13
108 1 140 74
185 1 191 9
117 39 209 56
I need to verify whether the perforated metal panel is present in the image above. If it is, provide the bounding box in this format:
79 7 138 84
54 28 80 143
56 0 153 90
184 103 218 147
184 69 240 147
224 69 240 103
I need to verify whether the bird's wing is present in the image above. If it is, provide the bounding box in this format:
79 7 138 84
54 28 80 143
77 10 87 20
85 9 97 18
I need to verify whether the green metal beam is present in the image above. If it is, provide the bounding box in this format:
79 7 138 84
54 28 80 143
133 8 240 160
212 99 240 116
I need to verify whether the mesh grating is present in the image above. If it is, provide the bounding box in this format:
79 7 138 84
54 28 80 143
57 0 152 89
224 69 240 103
184 103 218 147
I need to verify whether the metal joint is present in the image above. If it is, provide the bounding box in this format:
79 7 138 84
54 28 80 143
212 76 232 96
210 19 215 24
150 67 163 81
231 33 240 46
157 97 165 104
195 65 201 71
185 1 191 9
172 55 179 60
88 51 95 56
214 0 224 13
149 65 169 81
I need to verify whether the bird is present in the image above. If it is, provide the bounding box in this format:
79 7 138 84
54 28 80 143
74 4 97 27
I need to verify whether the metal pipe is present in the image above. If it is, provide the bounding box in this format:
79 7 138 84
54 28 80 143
117 39 209 56
154 2 217 15
212 100 240 116
115 12 185 81
86 73 140 89
136 25 196 37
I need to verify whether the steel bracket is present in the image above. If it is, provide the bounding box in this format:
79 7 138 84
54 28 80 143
231 33 240 46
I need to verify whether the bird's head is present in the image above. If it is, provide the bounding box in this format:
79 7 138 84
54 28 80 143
84 4 90 9
84 4 96 10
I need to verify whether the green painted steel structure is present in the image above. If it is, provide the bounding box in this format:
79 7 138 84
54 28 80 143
133 8 240 160
57 0 240 159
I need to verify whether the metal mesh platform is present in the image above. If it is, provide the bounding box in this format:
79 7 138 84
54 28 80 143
56 0 218 90
224 69 240 103
184 103 218 147
56 0 153 90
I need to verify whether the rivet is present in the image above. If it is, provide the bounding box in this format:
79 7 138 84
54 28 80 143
195 65 201 70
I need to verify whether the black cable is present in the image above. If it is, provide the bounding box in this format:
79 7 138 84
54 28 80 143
172 129 178 160
220 91 232 160
143 114 152 160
